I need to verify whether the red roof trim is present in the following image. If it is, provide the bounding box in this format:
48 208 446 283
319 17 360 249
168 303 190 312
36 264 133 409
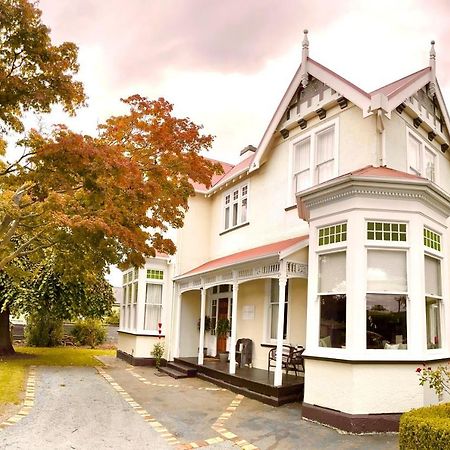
178 235 308 278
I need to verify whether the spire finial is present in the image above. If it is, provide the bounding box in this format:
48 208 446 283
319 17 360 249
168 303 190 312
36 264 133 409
302 29 309 50
300 29 309 88
430 40 436 61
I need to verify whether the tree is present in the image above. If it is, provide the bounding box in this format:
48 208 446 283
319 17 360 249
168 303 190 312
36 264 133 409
0 0 222 355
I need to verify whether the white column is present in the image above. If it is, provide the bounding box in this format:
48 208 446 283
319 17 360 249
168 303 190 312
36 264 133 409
274 262 287 387
229 281 239 375
198 287 206 365
173 287 182 358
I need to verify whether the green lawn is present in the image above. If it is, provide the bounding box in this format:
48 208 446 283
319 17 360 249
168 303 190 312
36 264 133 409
0 347 115 406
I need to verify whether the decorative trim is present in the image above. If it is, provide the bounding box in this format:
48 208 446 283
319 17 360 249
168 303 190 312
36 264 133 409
315 108 326 119
413 117 423 128
441 143 449 153
428 131 436 141
396 102 406 114
336 97 348 109
219 221 250 236
280 128 289 139
297 118 307 129
302 403 401 433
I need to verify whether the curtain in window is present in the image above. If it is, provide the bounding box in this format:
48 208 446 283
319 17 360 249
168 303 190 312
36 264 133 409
318 252 346 293
425 256 441 296
423 147 435 181
367 250 406 292
293 138 310 192
144 284 162 331
316 127 334 184
408 134 421 175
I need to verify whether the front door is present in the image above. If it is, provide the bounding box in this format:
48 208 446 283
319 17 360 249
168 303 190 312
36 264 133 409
216 298 228 353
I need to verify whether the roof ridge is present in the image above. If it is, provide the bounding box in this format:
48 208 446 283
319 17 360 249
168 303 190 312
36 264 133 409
370 66 430 96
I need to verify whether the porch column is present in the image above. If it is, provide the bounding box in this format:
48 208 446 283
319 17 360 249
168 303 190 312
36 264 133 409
173 288 182 358
274 263 287 387
229 281 239 375
198 287 206 365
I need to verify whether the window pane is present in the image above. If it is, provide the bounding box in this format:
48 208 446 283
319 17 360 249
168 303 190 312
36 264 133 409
424 147 435 181
232 203 238 226
144 284 162 331
295 169 310 192
146 284 162 305
224 207 230 229
270 303 278 339
318 252 346 293
426 297 441 349
316 127 334 164
367 250 407 292
425 256 441 296
319 294 346 348
408 133 421 174
241 197 247 223
316 160 333 184
293 138 310 172
366 294 407 349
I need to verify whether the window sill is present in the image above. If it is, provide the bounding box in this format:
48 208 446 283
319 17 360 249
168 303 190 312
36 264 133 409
219 221 250 236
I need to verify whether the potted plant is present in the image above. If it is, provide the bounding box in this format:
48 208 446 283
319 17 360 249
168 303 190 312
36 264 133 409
216 318 231 362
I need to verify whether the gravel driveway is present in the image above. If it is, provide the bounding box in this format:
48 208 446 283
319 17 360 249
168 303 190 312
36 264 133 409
0 366 170 450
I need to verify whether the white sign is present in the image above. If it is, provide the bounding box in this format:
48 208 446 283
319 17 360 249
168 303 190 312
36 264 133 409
242 305 255 320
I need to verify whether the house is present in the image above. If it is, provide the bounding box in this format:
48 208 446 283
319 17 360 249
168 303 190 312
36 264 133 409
117 32 450 433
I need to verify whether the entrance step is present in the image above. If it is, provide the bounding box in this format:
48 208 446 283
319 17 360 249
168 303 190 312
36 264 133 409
160 362 198 379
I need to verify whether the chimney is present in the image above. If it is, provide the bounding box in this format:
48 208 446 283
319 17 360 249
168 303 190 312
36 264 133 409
239 144 256 161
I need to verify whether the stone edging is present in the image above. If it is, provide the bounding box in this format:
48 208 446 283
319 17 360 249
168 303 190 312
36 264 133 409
0 365 37 430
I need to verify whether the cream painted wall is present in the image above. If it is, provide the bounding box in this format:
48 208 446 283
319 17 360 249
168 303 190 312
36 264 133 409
174 194 212 275
179 290 201 357
304 359 449 414
288 278 308 348
117 332 165 359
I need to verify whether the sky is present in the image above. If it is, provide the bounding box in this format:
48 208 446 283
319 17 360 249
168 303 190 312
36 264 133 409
34 0 450 285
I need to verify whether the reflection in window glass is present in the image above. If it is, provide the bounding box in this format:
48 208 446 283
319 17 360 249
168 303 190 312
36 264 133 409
319 294 346 348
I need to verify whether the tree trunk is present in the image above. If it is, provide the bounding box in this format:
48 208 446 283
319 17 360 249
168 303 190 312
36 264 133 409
0 305 15 355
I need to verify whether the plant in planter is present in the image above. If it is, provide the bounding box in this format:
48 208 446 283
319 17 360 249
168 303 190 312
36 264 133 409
216 318 231 362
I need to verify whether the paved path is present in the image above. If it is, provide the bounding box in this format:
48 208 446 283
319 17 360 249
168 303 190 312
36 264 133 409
0 366 170 450
0 359 400 449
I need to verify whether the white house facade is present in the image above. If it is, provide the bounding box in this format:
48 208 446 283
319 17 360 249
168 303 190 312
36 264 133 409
117 33 450 432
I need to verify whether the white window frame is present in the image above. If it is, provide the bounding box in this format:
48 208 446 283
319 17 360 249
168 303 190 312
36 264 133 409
121 269 138 331
265 278 290 343
222 181 249 232
424 253 443 350
406 128 438 183
143 268 164 333
288 117 339 205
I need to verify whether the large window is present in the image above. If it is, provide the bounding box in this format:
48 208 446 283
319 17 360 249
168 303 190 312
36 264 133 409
366 250 408 349
318 252 346 348
122 270 138 330
223 184 248 231
144 283 163 332
407 131 436 181
425 255 442 349
268 279 289 340
292 122 336 197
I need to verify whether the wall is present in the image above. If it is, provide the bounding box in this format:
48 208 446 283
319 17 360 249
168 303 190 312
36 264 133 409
304 359 449 414
179 290 201 357
117 332 164 359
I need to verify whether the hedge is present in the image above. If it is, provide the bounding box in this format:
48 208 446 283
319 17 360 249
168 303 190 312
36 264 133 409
399 403 450 450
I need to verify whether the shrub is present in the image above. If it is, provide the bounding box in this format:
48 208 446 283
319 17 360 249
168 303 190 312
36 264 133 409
399 403 450 450
104 309 120 326
71 319 106 348
25 313 64 347
417 363 450 398
151 341 164 369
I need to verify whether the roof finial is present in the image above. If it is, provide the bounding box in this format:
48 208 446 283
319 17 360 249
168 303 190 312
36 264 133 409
429 40 436 97
300 29 309 88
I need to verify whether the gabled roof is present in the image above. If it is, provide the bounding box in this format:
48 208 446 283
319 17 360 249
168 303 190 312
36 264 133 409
176 235 308 279
191 159 235 193
250 39 449 173
338 165 424 181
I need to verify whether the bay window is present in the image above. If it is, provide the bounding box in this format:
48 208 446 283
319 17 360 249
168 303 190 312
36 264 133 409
318 251 346 348
366 250 408 349
144 269 164 332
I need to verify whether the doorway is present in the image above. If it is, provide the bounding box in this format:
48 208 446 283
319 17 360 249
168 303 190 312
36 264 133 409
216 298 229 353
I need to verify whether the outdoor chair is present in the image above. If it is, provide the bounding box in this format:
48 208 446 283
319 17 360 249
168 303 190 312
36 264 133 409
235 338 253 367
267 345 305 376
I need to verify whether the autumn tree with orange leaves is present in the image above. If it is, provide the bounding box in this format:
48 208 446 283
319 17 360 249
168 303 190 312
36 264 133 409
0 0 222 354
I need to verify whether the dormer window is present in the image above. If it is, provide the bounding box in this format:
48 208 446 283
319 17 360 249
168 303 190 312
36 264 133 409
291 119 338 203
223 183 249 231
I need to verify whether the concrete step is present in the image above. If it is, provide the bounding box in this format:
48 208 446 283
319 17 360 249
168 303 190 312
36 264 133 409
166 362 197 377
159 366 189 379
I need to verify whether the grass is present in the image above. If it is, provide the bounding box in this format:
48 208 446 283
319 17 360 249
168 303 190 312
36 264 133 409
0 347 115 406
